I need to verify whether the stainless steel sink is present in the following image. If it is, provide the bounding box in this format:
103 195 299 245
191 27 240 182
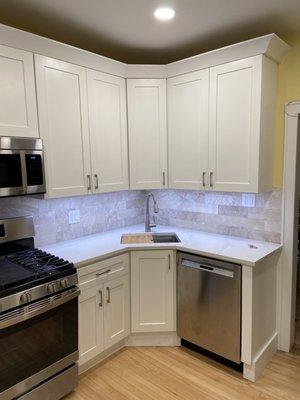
121 232 181 244
151 233 181 243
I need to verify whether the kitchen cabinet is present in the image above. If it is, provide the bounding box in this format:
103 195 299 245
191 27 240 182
35 55 91 198
0 45 38 138
127 79 168 189
209 55 277 192
78 254 130 365
87 70 129 193
168 69 209 189
131 250 175 332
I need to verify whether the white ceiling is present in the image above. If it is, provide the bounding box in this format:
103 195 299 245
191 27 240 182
0 0 299 63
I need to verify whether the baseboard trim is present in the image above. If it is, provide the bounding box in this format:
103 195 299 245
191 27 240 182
125 331 180 347
243 331 278 382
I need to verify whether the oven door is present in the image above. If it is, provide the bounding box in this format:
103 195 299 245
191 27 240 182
0 288 79 400
0 150 25 197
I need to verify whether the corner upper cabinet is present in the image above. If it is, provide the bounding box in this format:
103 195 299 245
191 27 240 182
0 45 38 137
87 70 129 193
209 55 277 193
127 79 168 189
168 70 209 189
35 55 91 198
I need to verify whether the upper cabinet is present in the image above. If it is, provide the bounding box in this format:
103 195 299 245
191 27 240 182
168 70 209 190
0 45 38 138
209 55 277 193
87 70 129 193
127 79 168 190
35 55 91 198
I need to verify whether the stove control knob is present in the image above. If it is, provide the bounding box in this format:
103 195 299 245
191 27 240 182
60 278 68 289
20 292 31 304
47 283 56 294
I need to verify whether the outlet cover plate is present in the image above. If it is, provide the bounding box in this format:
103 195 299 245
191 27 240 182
242 193 256 208
68 209 80 224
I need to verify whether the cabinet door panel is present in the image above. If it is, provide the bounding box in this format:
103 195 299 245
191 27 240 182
35 55 91 198
87 70 128 193
127 79 167 189
168 70 209 189
131 250 175 332
104 275 130 348
0 45 38 137
209 57 261 192
79 282 104 365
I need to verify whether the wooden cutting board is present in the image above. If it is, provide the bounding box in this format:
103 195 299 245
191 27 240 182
121 233 153 244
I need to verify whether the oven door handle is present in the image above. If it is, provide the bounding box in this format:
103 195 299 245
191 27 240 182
0 288 80 330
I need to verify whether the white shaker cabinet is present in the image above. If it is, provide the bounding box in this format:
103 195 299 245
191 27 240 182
87 70 129 193
35 55 91 198
209 55 277 193
168 70 209 189
127 79 168 189
0 45 38 137
131 250 175 333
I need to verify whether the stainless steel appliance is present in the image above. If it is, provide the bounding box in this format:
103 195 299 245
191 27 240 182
0 137 45 197
177 252 241 364
0 216 79 400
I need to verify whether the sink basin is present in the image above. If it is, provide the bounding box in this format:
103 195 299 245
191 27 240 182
152 233 181 243
121 232 180 244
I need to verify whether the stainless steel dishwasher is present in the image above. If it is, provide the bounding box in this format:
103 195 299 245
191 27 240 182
177 252 241 363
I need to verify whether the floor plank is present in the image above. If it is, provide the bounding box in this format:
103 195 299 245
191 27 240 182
65 347 300 400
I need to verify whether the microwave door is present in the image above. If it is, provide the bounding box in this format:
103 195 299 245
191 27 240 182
0 150 25 197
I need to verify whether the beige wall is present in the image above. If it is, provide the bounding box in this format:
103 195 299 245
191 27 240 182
274 32 300 187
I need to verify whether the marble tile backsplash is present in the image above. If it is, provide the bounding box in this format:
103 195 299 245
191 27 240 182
152 189 282 243
0 189 282 247
0 191 145 247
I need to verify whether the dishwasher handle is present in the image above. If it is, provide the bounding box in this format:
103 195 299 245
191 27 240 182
180 259 234 278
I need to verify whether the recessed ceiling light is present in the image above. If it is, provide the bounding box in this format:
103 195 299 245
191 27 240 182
154 7 176 21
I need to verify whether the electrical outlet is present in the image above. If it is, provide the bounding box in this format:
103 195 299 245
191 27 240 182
68 209 80 224
242 193 256 207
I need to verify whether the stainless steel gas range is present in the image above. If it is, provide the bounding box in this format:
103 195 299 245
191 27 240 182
0 216 79 400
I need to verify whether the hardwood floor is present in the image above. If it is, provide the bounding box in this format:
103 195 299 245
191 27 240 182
66 347 300 400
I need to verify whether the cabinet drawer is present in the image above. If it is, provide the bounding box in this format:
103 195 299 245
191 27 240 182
78 253 129 285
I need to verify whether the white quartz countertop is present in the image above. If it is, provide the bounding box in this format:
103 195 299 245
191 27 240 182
41 224 282 268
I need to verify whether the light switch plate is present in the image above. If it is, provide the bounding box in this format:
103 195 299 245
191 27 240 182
242 193 256 207
68 209 80 224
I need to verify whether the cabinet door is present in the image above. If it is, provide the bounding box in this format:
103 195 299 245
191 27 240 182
87 70 129 193
79 281 104 365
168 70 209 189
209 56 261 192
127 79 167 189
104 275 130 349
131 250 175 332
35 55 91 198
0 45 38 137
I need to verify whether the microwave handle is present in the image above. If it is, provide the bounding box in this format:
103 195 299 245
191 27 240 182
20 151 28 193
0 288 80 330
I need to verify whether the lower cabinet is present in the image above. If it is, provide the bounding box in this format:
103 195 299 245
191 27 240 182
131 250 175 333
78 254 130 365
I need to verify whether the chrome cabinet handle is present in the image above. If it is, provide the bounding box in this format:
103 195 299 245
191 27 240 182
87 174 91 190
99 290 103 307
96 269 111 277
106 286 111 303
209 172 213 188
163 172 166 186
94 174 99 190
168 253 171 270
202 172 206 187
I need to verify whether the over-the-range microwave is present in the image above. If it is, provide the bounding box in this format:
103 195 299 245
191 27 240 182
0 136 46 197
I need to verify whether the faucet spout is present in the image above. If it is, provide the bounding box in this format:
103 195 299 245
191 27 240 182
145 193 159 232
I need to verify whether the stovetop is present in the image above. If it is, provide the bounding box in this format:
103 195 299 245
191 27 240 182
0 248 76 298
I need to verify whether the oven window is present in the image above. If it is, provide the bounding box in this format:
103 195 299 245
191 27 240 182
25 154 44 186
0 297 78 393
0 154 22 188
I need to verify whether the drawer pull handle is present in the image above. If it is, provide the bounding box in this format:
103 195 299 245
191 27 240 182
87 174 91 191
106 287 111 303
96 269 111 277
209 172 213 188
99 290 103 307
202 171 206 187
